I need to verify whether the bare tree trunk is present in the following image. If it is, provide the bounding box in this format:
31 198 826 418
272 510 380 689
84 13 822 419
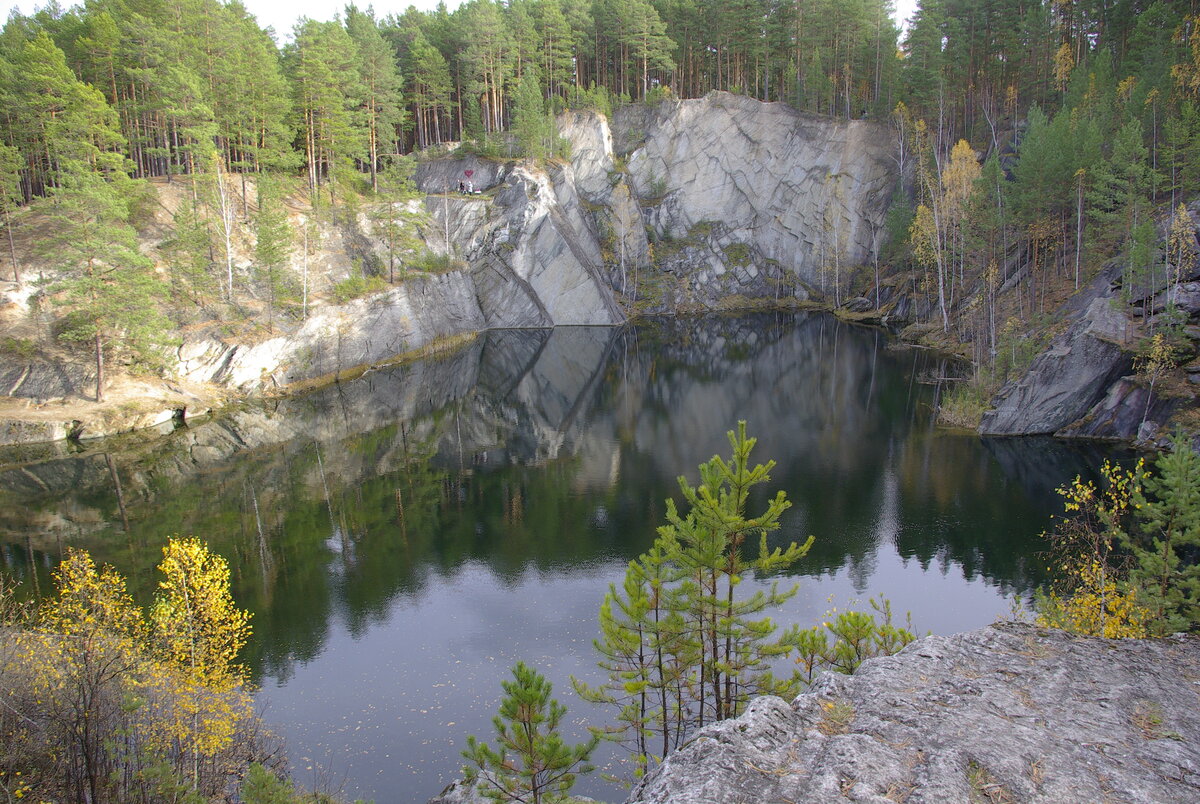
105 452 130 532
4 207 17 282
213 157 235 301
94 331 105 403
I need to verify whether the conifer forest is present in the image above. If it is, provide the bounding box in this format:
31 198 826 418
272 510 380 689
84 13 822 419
3 0 1200 803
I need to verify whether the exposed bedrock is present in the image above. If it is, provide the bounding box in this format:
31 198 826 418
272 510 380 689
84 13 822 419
628 622 1200 804
417 93 899 320
4 93 901 443
980 296 1134 437
616 92 897 288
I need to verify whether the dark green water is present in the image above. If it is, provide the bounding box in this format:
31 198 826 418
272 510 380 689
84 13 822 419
0 313 1119 803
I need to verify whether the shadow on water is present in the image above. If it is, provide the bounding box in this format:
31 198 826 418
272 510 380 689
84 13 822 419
0 312 1124 802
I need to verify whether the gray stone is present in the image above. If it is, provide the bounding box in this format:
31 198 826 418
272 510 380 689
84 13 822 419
981 298 1133 435
1151 281 1200 316
215 271 487 391
425 162 625 329
0 358 91 401
0 418 73 446
629 623 1200 804
415 157 511 195
616 92 896 293
426 779 489 804
1056 377 1181 443
842 296 873 313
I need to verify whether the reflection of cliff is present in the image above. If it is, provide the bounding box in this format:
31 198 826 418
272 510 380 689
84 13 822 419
0 315 1111 681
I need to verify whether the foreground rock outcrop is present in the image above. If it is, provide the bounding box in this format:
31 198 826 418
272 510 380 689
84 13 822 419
629 623 1200 804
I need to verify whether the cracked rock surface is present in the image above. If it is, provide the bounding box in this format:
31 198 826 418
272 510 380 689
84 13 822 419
628 622 1200 804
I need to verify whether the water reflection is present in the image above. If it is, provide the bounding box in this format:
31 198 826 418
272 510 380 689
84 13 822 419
0 312 1120 803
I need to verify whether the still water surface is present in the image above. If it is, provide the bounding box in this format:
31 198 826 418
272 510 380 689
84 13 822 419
0 313 1120 803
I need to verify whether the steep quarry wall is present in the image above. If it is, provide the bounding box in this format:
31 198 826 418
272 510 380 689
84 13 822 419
0 92 899 444
617 93 896 289
415 93 898 317
169 95 900 395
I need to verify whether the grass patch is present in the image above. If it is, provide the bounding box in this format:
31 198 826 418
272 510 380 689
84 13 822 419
938 381 991 429
1132 700 1184 741
966 760 1013 803
332 275 388 303
0 337 38 360
408 250 467 274
722 242 751 267
816 699 855 736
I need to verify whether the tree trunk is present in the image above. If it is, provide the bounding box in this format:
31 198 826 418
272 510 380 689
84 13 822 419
94 331 105 403
4 206 17 282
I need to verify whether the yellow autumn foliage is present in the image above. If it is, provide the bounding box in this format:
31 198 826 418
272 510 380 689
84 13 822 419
1036 559 1150 638
151 535 252 688
0 538 272 804
1038 461 1153 638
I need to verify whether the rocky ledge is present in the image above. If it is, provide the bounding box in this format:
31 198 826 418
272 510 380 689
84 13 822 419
629 622 1199 804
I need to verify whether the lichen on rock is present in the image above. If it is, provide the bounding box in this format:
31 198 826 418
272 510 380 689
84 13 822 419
628 622 1200 804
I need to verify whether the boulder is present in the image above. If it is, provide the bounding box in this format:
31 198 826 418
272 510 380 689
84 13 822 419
1150 280 1200 317
629 622 1200 804
1056 376 1182 443
841 296 873 313
980 298 1133 435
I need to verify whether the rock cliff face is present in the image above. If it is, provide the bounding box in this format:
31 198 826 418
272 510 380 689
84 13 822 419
617 93 895 287
413 93 898 320
181 272 486 389
1 92 901 444
980 296 1132 437
980 204 1200 442
628 622 1200 804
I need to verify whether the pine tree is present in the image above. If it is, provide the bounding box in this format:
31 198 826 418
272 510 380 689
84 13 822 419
464 661 597 804
1087 118 1154 301
253 173 296 326
289 18 365 201
572 541 697 776
1129 432 1200 633
512 69 551 158
46 167 172 403
0 142 21 281
408 29 453 149
346 6 406 192
659 422 812 724
369 155 425 283
536 0 575 100
461 0 515 134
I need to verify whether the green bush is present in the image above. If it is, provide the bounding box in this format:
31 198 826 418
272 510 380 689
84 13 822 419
937 381 991 429
408 250 464 274
331 275 387 303
0 336 38 360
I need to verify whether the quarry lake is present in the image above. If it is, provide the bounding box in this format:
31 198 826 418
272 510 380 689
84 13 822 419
0 312 1122 803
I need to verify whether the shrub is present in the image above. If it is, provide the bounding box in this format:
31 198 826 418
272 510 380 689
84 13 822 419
408 250 465 274
331 274 387 303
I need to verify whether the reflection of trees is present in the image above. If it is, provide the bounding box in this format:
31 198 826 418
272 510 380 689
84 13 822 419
0 313 1126 683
